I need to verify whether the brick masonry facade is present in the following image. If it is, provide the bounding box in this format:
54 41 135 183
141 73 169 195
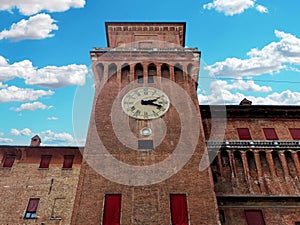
0 146 82 224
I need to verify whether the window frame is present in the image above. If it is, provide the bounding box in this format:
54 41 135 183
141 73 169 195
102 194 122 225
2 154 16 168
237 128 252 140
62 155 74 169
170 194 189 225
263 128 279 140
24 198 39 219
244 209 265 225
289 128 300 140
39 155 52 169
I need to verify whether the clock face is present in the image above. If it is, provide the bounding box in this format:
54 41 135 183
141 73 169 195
121 87 170 120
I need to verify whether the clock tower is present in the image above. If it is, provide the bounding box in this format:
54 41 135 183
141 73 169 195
71 22 219 225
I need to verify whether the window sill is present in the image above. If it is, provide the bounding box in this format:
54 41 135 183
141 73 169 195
61 168 73 170
38 168 50 170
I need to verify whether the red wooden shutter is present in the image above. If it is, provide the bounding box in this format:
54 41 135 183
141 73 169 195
263 128 278 140
62 155 74 169
3 155 16 167
27 198 39 213
103 194 121 225
237 128 252 140
245 210 265 225
289 128 300 140
39 155 51 168
170 194 188 225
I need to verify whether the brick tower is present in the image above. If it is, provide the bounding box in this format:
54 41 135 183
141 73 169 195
71 22 219 224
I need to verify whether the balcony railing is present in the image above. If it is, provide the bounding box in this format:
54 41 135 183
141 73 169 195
206 140 300 149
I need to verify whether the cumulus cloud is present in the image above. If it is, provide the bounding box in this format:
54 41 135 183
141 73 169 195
0 132 13 143
203 0 268 16
0 85 54 103
214 79 272 92
0 56 88 88
47 116 58 120
11 128 33 136
198 79 300 105
40 130 74 144
0 137 13 143
205 30 300 77
0 14 58 41
26 64 88 88
11 101 53 111
0 0 86 16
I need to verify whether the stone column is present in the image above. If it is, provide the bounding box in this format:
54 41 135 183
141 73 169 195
254 150 266 193
241 151 253 193
291 151 300 178
279 151 290 181
266 151 277 177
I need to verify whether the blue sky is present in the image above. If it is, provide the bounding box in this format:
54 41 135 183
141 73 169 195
0 0 299 146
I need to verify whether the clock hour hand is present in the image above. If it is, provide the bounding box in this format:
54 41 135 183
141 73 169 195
141 99 162 109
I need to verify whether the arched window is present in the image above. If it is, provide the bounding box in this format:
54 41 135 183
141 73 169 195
148 63 156 83
134 63 143 83
121 64 130 84
161 64 170 80
108 63 117 82
96 63 104 83
174 63 184 84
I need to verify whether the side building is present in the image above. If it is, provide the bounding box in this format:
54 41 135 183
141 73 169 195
0 137 82 224
201 105 300 225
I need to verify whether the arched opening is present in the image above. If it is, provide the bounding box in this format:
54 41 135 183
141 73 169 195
134 63 143 83
147 63 156 83
161 64 170 80
174 63 184 85
108 63 117 82
96 63 104 83
121 64 130 85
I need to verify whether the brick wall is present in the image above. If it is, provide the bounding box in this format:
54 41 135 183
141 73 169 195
0 146 82 224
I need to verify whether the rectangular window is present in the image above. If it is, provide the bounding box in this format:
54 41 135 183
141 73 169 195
24 198 39 219
2 155 16 168
39 155 51 168
263 128 278 140
289 128 300 140
103 194 122 225
170 194 188 225
237 128 252 140
138 140 153 150
62 155 74 169
245 210 265 225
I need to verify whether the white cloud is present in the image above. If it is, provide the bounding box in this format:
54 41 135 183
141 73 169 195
205 30 300 77
203 0 268 16
11 101 53 111
40 130 74 144
0 137 13 143
198 80 300 105
214 79 272 92
47 116 58 120
0 14 58 41
0 56 88 88
256 4 268 13
26 64 88 88
0 0 86 16
11 128 33 136
0 85 54 103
